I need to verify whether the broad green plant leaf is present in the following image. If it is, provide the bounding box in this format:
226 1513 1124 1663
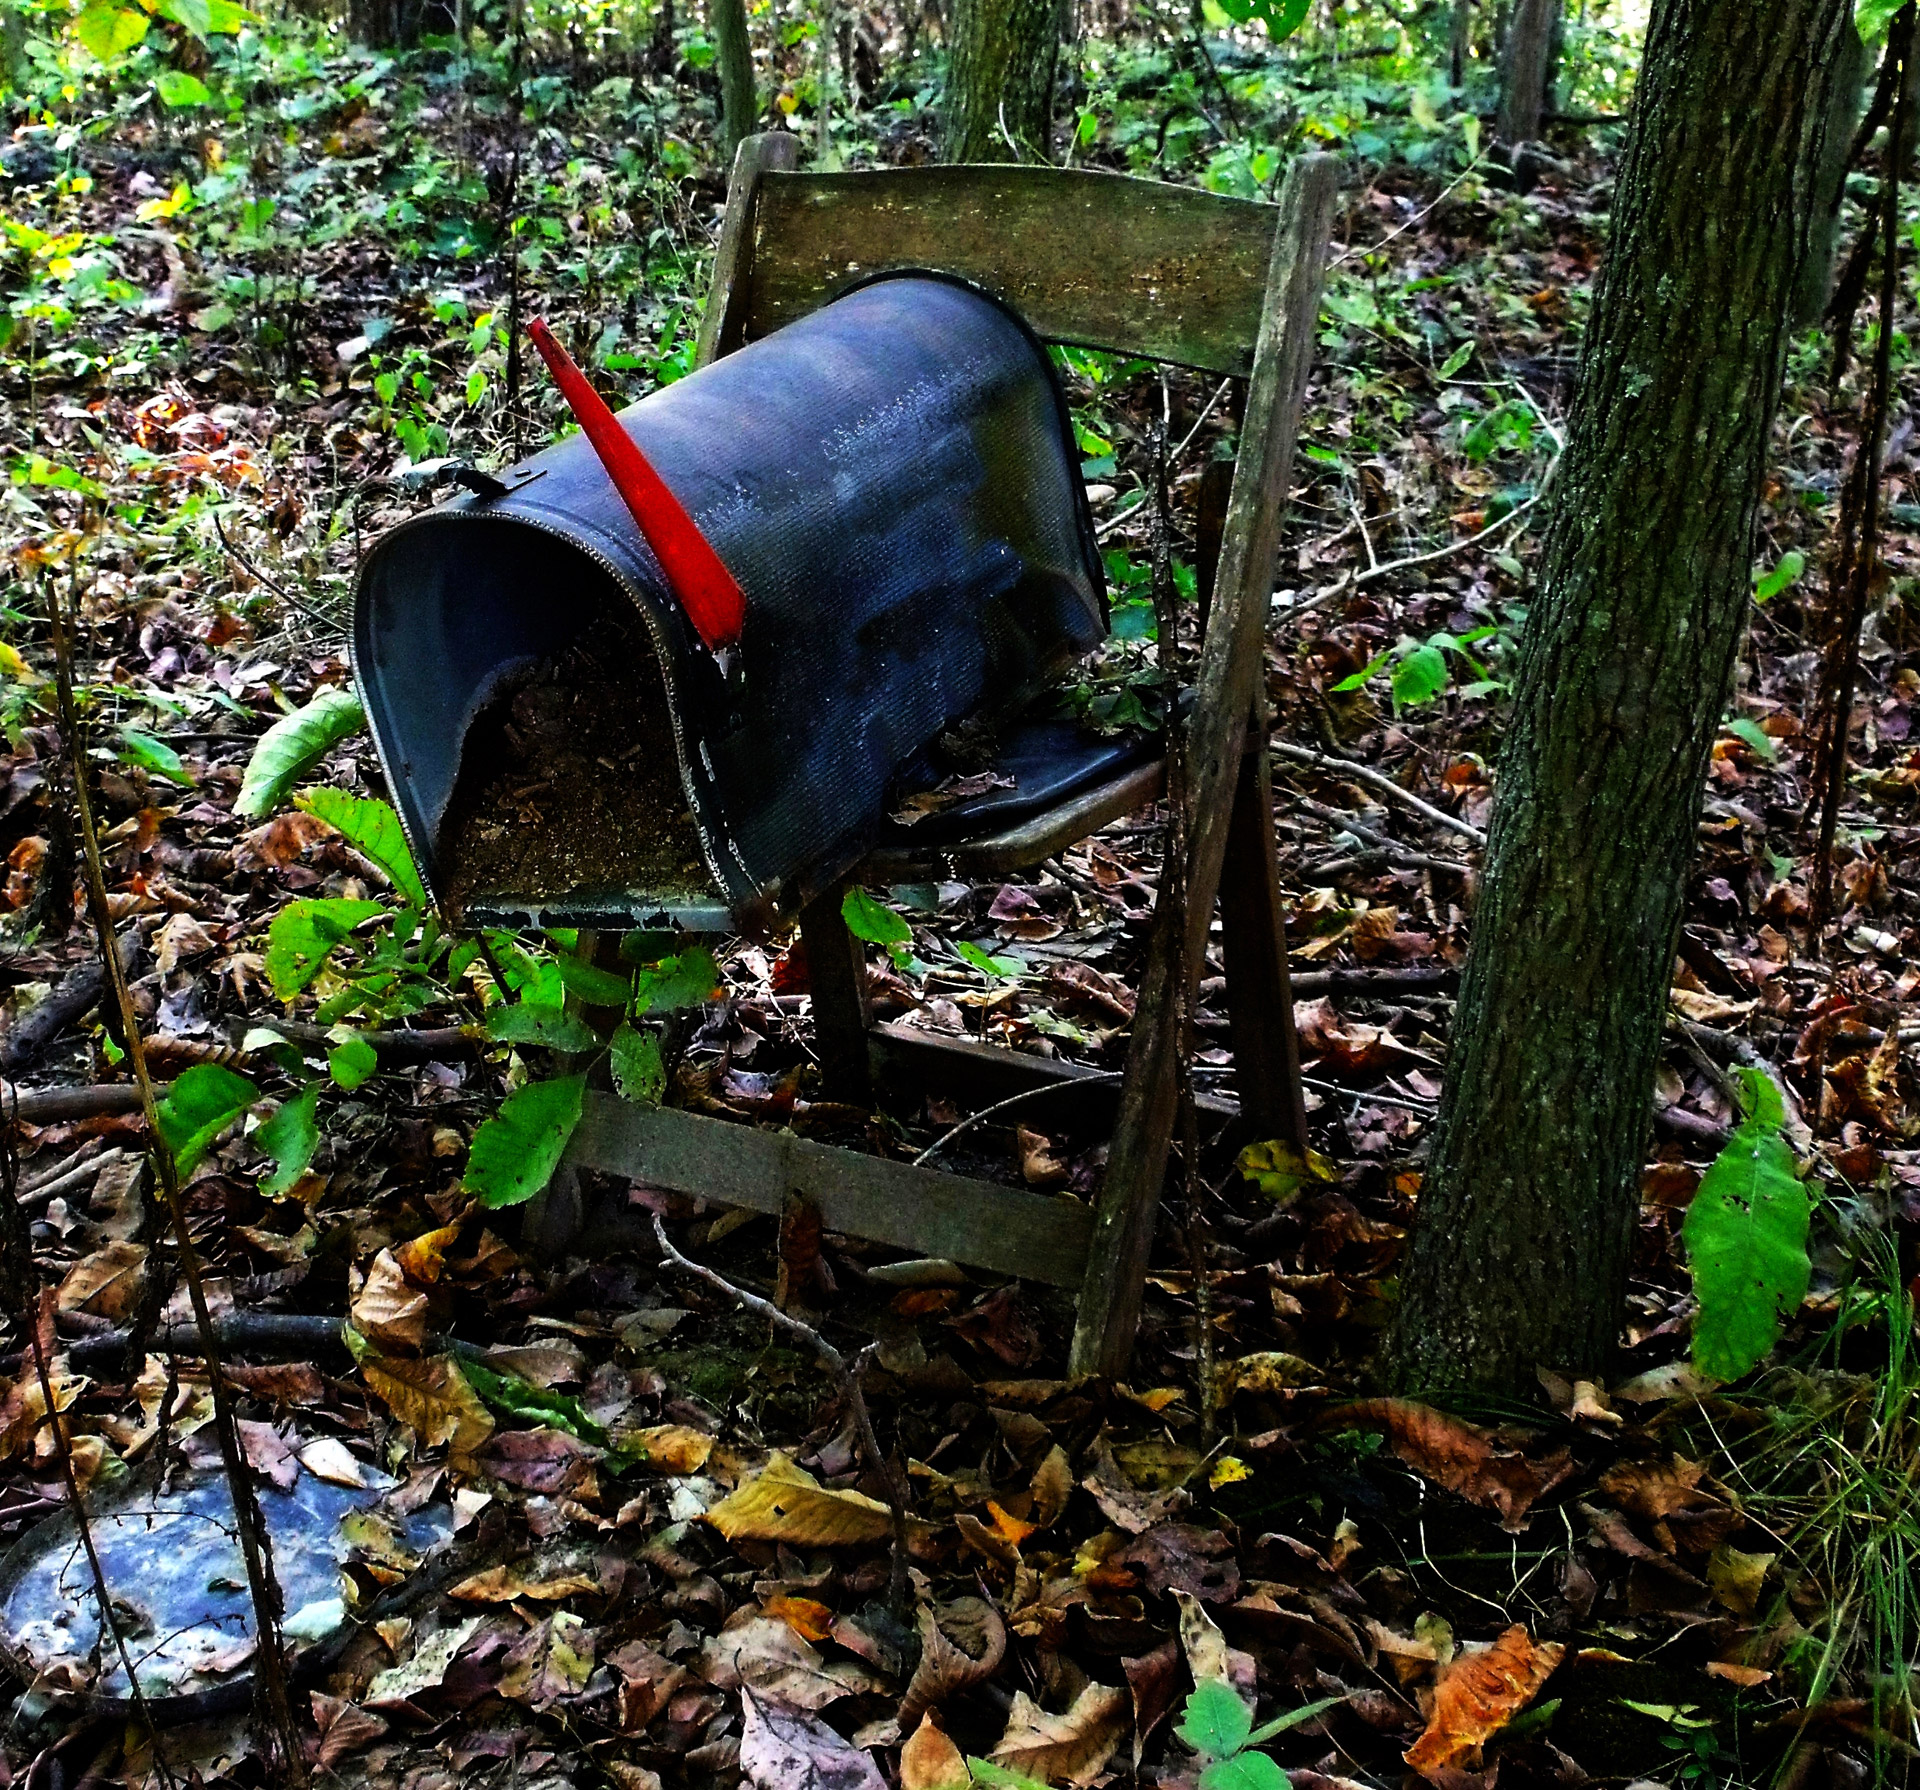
235 689 366 818
266 898 386 1000
485 1003 597 1052
1200 1754 1288 1790
295 789 426 908
609 1022 665 1103
631 946 721 1015
840 886 911 948
328 1033 379 1090
1753 550 1806 603
156 1064 259 1174
1212 0 1309 40
1178 1678 1253 1759
155 69 212 105
956 939 1022 980
1391 641 1451 709
1725 717 1778 763
72 1 149 58
465 1074 586 1207
1683 1067 1810 1382
459 1355 608 1444
116 727 193 786
256 1086 319 1195
1859 0 1903 40
554 953 632 1007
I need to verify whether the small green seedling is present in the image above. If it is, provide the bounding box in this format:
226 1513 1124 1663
1175 1677 1344 1790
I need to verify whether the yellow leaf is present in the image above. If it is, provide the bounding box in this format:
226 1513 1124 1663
705 1453 893 1547
764 1594 836 1643
1209 1455 1251 1489
449 1564 601 1603
901 1713 970 1790
620 1423 713 1475
394 1221 464 1286
354 1339 493 1463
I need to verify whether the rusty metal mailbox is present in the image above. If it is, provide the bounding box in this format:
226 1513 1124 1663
351 274 1109 934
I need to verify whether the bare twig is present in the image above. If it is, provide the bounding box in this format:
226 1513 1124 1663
43 569 308 1784
1293 794 1475 876
212 513 339 634
650 1213 914 1615
1272 740 1487 845
910 1072 1125 1168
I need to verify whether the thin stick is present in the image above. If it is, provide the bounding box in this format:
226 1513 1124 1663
0 1119 177 1788
1814 6 1911 931
43 570 308 1784
910 1072 1124 1168
212 514 338 634
650 1213 913 1614
1272 739 1487 844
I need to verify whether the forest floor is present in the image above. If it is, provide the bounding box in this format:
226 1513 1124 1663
1 13 1918 1790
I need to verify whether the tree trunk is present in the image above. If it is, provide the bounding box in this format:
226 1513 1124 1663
346 0 455 46
942 0 1061 161
1383 0 1859 1398
711 0 756 162
1495 0 1559 142
1448 0 1471 87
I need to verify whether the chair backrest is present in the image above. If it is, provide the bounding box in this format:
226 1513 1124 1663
714 162 1287 378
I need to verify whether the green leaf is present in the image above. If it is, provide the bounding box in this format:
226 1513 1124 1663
967 1763 1052 1790
955 939 1022 980
235 689 366 818
72 1 148 58
116 727 193 786
156 0 213 36
554 953 632 1007
1245 1694 1347 1743
1331 648 1392 694
266 898 386 1000
1726 717 1779 763
459 1355 607 1443
840 885 912 949
155 69 212 106
1200 1753 1289 1790
1437 341 1474 380
464 1074 585 1208
1753 550 1806 604
1177 1678 1254 1761
485 1003 597 1051
294 789 425 908
328 1033 379 1090
257 1086 320 1196
609 1022 665 1104
1858 0 1903 40
1391 642 1451 709
155 1063 259 1174
1248 0 1311 39
1683 1067 1810 1382
631 946 721 1015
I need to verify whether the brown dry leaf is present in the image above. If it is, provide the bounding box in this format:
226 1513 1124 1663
622 1422 714 1476
698 1611 885 1711
1122 1638 1181 1769
1016 1126 1069 1189
740 1687 886 1790
1029 1444 1072 1527
1081 1436 1188 1534
988 1682 1129 1786
223 1362 326 1406
449 1562 601 1603
900 1713 971 1790
1597 1455 1739 1554
899 1596 1008 1732
309 1693 387 1770
1216 1350 1324 1404
1325 1400 1573 1532
0 1370 82 1462
153 912 217 974
350 1249 430 1354
55 1241 147 1322
706 1452 893 1546
357 1348 494 1464
1705 1660 1772 1688
607 1640 688 1732
1174 1589 1255 1694
237 1419 298 1491
499 1609 594 1705
1403 1625 1565 1779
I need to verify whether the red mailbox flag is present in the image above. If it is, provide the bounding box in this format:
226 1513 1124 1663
526 318 746 653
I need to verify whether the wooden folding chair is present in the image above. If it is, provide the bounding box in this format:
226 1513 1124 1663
564 133 1338 1377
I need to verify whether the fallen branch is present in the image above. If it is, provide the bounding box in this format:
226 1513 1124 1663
0 930 143 1076
650 1212 914 1617
1273 740 1488 845
1281 966 1459 998
1 1083 146 1124
1292 794 1476 876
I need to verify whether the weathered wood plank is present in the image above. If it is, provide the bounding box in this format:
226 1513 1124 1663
744 166 1285 376
697 131 800 369
565 1094 1093 1285
1070 154 1339 1379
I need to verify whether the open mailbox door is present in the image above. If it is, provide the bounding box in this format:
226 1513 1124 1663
351 274 1109 935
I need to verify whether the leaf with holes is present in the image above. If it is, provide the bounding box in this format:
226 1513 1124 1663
609 1023 665 1103
632 946 721 1015
486 1003 597 1052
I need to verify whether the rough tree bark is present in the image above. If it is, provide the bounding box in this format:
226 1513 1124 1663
1495 0 1559 142
711 0 757 161
1384 0 1861 1397
942 0 1063 161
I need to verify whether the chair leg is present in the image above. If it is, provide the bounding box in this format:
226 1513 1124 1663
1219 716 1311 1153
800 882 874 1103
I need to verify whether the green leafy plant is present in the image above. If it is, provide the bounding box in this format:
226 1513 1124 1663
154 1063 259 1174
235 689 367 817
1682 1066 1811 1382
1333 627 1500 711
1753 549 1807 604
464 1073 587 1208
841 885 915 974
1175 1677 1344 1789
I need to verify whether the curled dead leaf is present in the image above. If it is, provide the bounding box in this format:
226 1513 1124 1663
898 1596 1008 1732
1597 1455 1739 1554
900 1713 971 1790
1403 1625 1564 1779
350 1249 431 1355
988 1681 1130 1786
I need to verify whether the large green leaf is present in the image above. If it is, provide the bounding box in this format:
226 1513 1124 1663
72 1 148 58
266 898 386 1000
116 727 194 786
235 689 366 818
485 1002 597 1052
459 1355 607 1444
554 952 632 1007
256 1086 319 1196
295 789 426 909
1683 1067 1810 1382
156 1064 259 1174
840 886 911 948
155 69 212 106
1177 1678 1253 1760
631 946 721 1015
328 1033 379 1090
1200 1754 1288 1790
609 1023 665 1104
465 1075 586 1208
